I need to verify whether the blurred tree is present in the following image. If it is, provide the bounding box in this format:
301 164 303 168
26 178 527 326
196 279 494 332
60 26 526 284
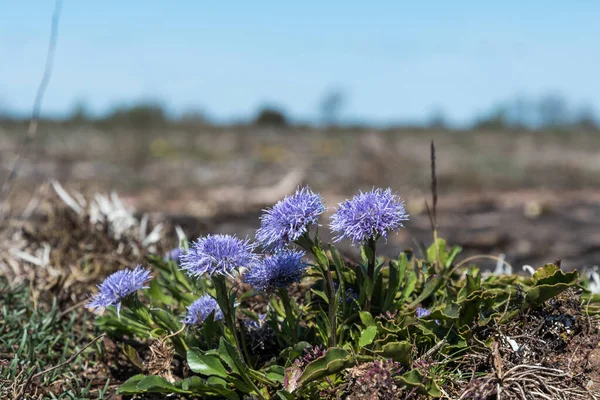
103 101 168 128
427 107 447 129
574 104 599 130
472 106 509 130
254 106 287 127
69 99 91 122
507 96 531 128
319 89 345 126
178 108 208 125
537 93 569 128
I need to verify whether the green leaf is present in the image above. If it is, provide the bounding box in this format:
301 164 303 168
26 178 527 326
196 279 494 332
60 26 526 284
187 348 229 378
311 289 329 304
375 341 412 366
117 374 146 394
329 244 345 272
532 264 560 282
383 255 407 311
276 390 296 400
329 244 348 306
148 279 174 305
266 365 285 383
427 238 447 267
136 375 188 393
526 267 578 304
313 247 330 270
218 338 244 375
400 270 418 303
297 347 355 387
409 275 444 308
428 303 460 320
183 376 239 400
207 376 228 387
217 338 259 395
445 245 462 268
359 326 378 347
359 311 376 327
360 244 373 266
150 309 182 332
122 343 144 370
400 369 424 385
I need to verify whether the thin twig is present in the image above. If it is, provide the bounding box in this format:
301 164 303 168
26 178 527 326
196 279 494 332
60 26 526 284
159 324 186 345
430 140 438 230
1 0 62 218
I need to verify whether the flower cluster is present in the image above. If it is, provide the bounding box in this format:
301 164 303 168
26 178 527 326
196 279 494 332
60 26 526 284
330 188 408 244
87 265 152 316
244 249 307 293
256 186 325 249
180 234 257 278
182 295 223 325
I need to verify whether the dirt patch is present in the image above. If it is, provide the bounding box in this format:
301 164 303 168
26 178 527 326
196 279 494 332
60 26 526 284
462 288 600 398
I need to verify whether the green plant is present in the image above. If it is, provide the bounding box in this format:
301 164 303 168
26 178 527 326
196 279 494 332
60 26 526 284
83 184 593 399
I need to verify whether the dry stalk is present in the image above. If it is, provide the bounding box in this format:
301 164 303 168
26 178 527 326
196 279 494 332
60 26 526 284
0 0 62 218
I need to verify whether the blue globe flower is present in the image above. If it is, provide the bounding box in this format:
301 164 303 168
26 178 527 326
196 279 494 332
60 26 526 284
180 234 257 278
183 295 223 325
330 188 408 245
244 249 307 293
165 247 183 265
87 265 152 317
256 186 325 249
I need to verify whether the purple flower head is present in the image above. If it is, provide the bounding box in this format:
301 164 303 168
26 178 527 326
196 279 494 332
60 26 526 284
416 307 431 318
256 186 326 249
183 295 223 325
244 249 307 293
86 265 152 317
165 247 182 265
330 188 408 245
180 234 257 279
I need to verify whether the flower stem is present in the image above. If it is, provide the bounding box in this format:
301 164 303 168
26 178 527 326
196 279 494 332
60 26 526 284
296 232 337 347
277 288 298 344
212 275 242 354
324 268 337 347
364 237 377 312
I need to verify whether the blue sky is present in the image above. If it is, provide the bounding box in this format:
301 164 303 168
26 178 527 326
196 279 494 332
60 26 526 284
1 1 600 125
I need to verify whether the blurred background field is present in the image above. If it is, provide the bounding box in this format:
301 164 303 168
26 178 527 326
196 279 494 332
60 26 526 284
2 117 600 269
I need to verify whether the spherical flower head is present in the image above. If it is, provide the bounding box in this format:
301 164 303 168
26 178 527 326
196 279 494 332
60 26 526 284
86 265 152 317
183 295 223 325
180 234 257 279
256 186 326 249
244 249 307 293
330 188 408 245
165 247 182 265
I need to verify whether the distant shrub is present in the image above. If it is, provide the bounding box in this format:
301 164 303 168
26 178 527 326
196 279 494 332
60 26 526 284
178 109 208 125
102 102 168 128
253 106 288 127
